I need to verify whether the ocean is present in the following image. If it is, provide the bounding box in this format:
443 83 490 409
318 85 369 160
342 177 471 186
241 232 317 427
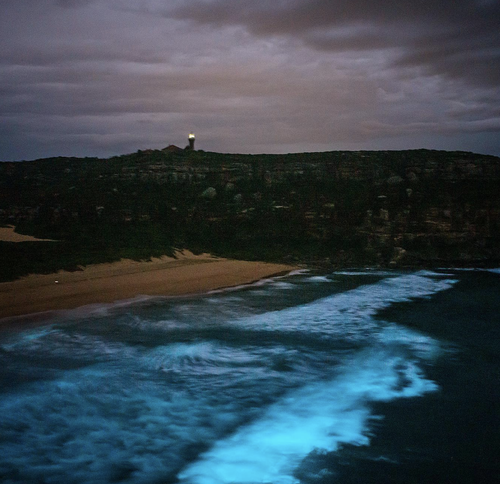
0 269 499 483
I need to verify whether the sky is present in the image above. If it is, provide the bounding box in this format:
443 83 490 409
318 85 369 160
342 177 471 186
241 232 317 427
1 0 500 161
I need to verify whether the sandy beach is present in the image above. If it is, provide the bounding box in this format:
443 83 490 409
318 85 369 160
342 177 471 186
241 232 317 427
0 225 57 242
0 250 297 324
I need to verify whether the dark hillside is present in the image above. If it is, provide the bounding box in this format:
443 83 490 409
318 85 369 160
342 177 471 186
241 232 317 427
1 149 499 280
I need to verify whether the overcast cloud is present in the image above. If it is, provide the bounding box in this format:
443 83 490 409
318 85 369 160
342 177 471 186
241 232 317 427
1 0 499 160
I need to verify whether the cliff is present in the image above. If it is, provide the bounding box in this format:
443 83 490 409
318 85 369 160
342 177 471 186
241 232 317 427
1 149 499 278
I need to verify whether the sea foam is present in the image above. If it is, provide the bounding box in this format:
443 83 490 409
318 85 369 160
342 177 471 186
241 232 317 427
0 270 456 484
178 349 437 484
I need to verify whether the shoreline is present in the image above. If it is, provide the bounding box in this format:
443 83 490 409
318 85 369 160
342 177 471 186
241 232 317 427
0 252 299 327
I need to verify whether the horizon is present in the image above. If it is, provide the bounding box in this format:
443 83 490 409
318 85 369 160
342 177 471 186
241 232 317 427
3 145 500 164
1 1 499 161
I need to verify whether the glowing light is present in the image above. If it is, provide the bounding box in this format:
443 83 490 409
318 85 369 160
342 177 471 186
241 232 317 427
189 133 195 139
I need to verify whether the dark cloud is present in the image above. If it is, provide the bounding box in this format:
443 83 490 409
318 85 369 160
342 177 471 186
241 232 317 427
55 0 96 8
170 0 500 87
0 0 499 160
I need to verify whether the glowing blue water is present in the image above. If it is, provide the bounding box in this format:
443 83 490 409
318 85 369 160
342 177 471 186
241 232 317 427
0 271 458 483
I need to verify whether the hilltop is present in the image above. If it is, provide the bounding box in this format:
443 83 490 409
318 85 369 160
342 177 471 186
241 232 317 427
1 149 499 280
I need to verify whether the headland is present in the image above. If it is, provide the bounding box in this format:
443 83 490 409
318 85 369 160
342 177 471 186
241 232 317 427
1 148 499 322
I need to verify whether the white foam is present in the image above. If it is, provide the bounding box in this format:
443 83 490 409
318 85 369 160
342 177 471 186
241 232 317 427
228 272 458 343
145 341 307 384
306 275 332 283
449 267 500 274
178 349 437 484
148 341 225 373
0 327 57 351
1 326 136 361
287 269 310 277
486 268 500 274
206 270 307 295
0 270 456 484
334 270 396 276
0 365 223 483
374 323 444 359
272 281 296 290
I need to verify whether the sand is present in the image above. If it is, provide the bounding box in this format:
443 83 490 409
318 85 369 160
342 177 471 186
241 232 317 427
0 251 298 324
0 225 57 242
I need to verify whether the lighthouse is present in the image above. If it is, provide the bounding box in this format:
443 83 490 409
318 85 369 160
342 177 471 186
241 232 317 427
188 132 195 151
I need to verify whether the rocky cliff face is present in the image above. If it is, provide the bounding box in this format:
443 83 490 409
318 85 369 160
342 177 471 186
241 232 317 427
1 149 499 267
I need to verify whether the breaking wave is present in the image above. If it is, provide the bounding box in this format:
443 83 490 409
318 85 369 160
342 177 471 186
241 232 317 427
0 270 456 483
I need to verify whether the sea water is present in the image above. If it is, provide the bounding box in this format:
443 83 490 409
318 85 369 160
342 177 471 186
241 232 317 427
0 270 499 483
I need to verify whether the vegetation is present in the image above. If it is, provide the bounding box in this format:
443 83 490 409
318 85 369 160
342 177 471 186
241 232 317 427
1 148 499 281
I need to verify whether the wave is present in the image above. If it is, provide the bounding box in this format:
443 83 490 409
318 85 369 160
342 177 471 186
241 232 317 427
333 270 399 276
227 271 457 342
176 271 454 483
205 269 308 296
305 275 332 283
0 270 457 484
0 326 137 362
178 348 438 484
